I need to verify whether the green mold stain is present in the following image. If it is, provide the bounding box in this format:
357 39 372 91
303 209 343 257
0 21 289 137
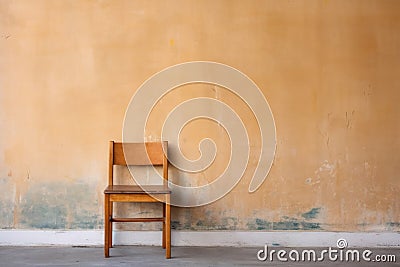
301 222 321 230
301 208 321 220
386 222 400 231
0 200 14 229
19 181 101 230
273 221 300 230
196 220 204 227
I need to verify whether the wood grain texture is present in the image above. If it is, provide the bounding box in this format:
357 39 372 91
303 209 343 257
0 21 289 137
113 142 167 166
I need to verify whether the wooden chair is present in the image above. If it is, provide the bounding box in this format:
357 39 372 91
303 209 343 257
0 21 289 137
104 141 171 258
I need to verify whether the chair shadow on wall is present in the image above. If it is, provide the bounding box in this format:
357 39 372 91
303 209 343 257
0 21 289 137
104 141 171 259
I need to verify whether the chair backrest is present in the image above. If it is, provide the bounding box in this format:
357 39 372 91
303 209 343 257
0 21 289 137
108 141 168 186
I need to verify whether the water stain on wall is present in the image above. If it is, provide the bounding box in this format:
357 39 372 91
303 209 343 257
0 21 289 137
302 207 321 220
0 200 14 229
247 208 322 231
19 182 101 229
0 177 15 229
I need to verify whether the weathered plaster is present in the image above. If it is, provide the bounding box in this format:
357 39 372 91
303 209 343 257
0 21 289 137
18 182 101 229
0 0 399 231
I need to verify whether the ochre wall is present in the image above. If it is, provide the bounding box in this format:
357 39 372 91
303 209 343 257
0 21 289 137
0 0 399 231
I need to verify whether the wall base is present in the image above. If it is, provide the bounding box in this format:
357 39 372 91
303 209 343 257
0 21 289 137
0 230 398 247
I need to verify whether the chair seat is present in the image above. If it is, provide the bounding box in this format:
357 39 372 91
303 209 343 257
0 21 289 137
104 185 171 194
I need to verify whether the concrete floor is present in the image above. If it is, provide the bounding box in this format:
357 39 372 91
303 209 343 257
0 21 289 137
0 246 398 266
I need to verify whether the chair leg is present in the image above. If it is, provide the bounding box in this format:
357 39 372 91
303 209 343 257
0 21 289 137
165 196 171 259
109 201 113 248
104 194 110 258
162 203 166 249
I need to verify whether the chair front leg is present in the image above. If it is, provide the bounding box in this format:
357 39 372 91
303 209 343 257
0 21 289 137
162 202 166 249
165 195 171 259
109 200 113 248
104 194 110 258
